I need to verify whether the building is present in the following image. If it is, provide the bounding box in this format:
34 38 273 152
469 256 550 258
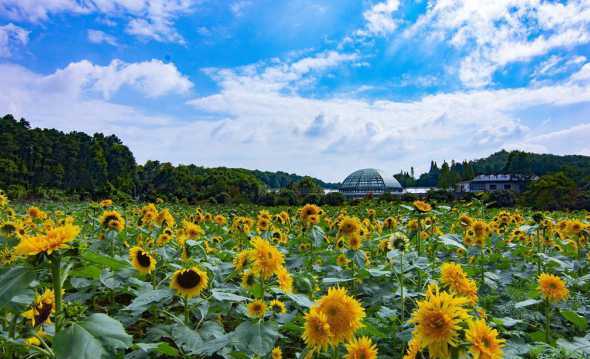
339 168 404 199
456 174 538 193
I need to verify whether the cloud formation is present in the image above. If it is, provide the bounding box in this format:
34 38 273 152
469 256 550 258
0 23 28 57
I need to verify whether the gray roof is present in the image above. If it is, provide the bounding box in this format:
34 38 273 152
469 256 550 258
340 168 402 191
470 174 538 182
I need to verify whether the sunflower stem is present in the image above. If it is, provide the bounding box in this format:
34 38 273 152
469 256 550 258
51 255 63 332
544 299 551 343
479 245 485 286
8 312 17 338
399 252 405 324
184 296 190 325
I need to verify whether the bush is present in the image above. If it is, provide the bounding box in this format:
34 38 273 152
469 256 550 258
322 192 345 206
426 189 454 203
485 190 517 208
303 193 323 205
400 193 419 202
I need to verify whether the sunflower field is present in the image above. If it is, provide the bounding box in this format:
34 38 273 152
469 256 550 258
0 191 590 359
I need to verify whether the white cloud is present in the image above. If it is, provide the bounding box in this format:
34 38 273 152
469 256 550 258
230 1 252 17
0 23 29 57
357 0 400 36
0 0 196 43
87 29 117 46
507 123 590 156
405 0 590 88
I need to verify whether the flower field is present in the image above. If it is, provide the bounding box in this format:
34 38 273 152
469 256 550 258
1 193 590 358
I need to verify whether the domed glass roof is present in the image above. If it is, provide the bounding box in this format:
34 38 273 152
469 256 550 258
339 168 402 197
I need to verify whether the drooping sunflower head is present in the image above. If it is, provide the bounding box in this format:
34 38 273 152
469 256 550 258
390 232 410 251
241 270 257 289
247 299 267 318
129 246 157 274
348 233 362 250
270 299 287 314
183 221 204 239
276 266 293 293
156 208 175 228
99 199 112 208
22 289 55 327
409 285 470 359
0 221 17 237
314 287 365 345
170 267 208 298
99 210 125 232
413 200 432 213
465 319 505 359
0 192 9 207
538 273 569 302
27 206 47 219
271 346 282 359
336 254 350 267
302 308 333 351
344 336 378 359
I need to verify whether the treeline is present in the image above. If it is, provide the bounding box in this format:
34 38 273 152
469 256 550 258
0 114 331 204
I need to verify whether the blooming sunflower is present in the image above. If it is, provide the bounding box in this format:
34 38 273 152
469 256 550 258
271 346 282 359
314 287 365 345
99 210 125 232
440 262 478 305
247 299 267 318
234 249 253 271
251 237 284 278
302 308 333 351
465 319 505 359
170 267 208 298
344 336 378 359
270 299 287 314
257 217 271 232
129 246 157 274
348 233 362 250
537 273 569 302
413 200 432 213
14 223 80 256
300 204 321 223
27 206 47 219
99 199 112 208
408 284 470 359
214 214 227 226
22 289 55 327
339 216 361 236
156 208 175 227
0 192 8 207
403 337 421 359
183 221 204 239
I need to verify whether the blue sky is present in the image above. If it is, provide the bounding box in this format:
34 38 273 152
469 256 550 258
1 0 589 181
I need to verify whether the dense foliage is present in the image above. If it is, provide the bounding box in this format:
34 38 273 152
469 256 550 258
1 195 590 358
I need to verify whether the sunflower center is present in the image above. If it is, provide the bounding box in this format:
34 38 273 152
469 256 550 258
34 302 53 327
427 312 448 331
136 251 151 267
177 270 201 289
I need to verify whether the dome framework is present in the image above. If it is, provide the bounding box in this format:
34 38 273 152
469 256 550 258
339 168 403 198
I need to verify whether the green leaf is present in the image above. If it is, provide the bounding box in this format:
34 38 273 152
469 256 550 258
438 234 466 251
0 265 35 308
514 299 542 308
82 251 130 271
54 323 106 359
211 290 249 302
79 313 133 351
322 277 353 284
232 321 278 356
310 225 325 248
126 288 173 313
286 293 313 308
560 309 588 331
134 342 179 357
171 324 203 354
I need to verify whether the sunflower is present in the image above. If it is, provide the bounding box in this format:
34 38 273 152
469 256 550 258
348 233 362 250
339 216 361 236
99 199 112 208
271 346 282 359
22 289 55 327
183 221 204 239
156 233 172 247
409 284 470 359
439 262 478 305
234 249 253 271
403 337 421 359
14 223 80 256
337 254 350 267
314 287 365 345
27 206 47 219
470 221 489 243
170 267 208 298
302 308 333 351
0 192 8 207
214 214 227 226
538 273 569 302
344 336 378 359
99 210 125 232
300 204 321 223
390 232 410 251
241 270 257 289
156 208 175 227
413 200 432 213
257 217 271 232
274 266 293 293
250 237 284 278
129 246 157 274
247 299 267 318
270 299 287 314
465 319 505 359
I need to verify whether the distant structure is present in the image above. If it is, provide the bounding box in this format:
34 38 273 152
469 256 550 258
339 168 404 199
456 174 538 193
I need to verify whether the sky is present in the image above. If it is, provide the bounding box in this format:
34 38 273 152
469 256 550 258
0 0 589 182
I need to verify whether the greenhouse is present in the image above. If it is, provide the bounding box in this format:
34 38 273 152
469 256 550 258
339 168 403 199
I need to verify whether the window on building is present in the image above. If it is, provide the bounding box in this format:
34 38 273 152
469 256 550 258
504 184 511 190
489 184 497 190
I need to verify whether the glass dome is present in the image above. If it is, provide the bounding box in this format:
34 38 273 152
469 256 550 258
339 168 403 198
